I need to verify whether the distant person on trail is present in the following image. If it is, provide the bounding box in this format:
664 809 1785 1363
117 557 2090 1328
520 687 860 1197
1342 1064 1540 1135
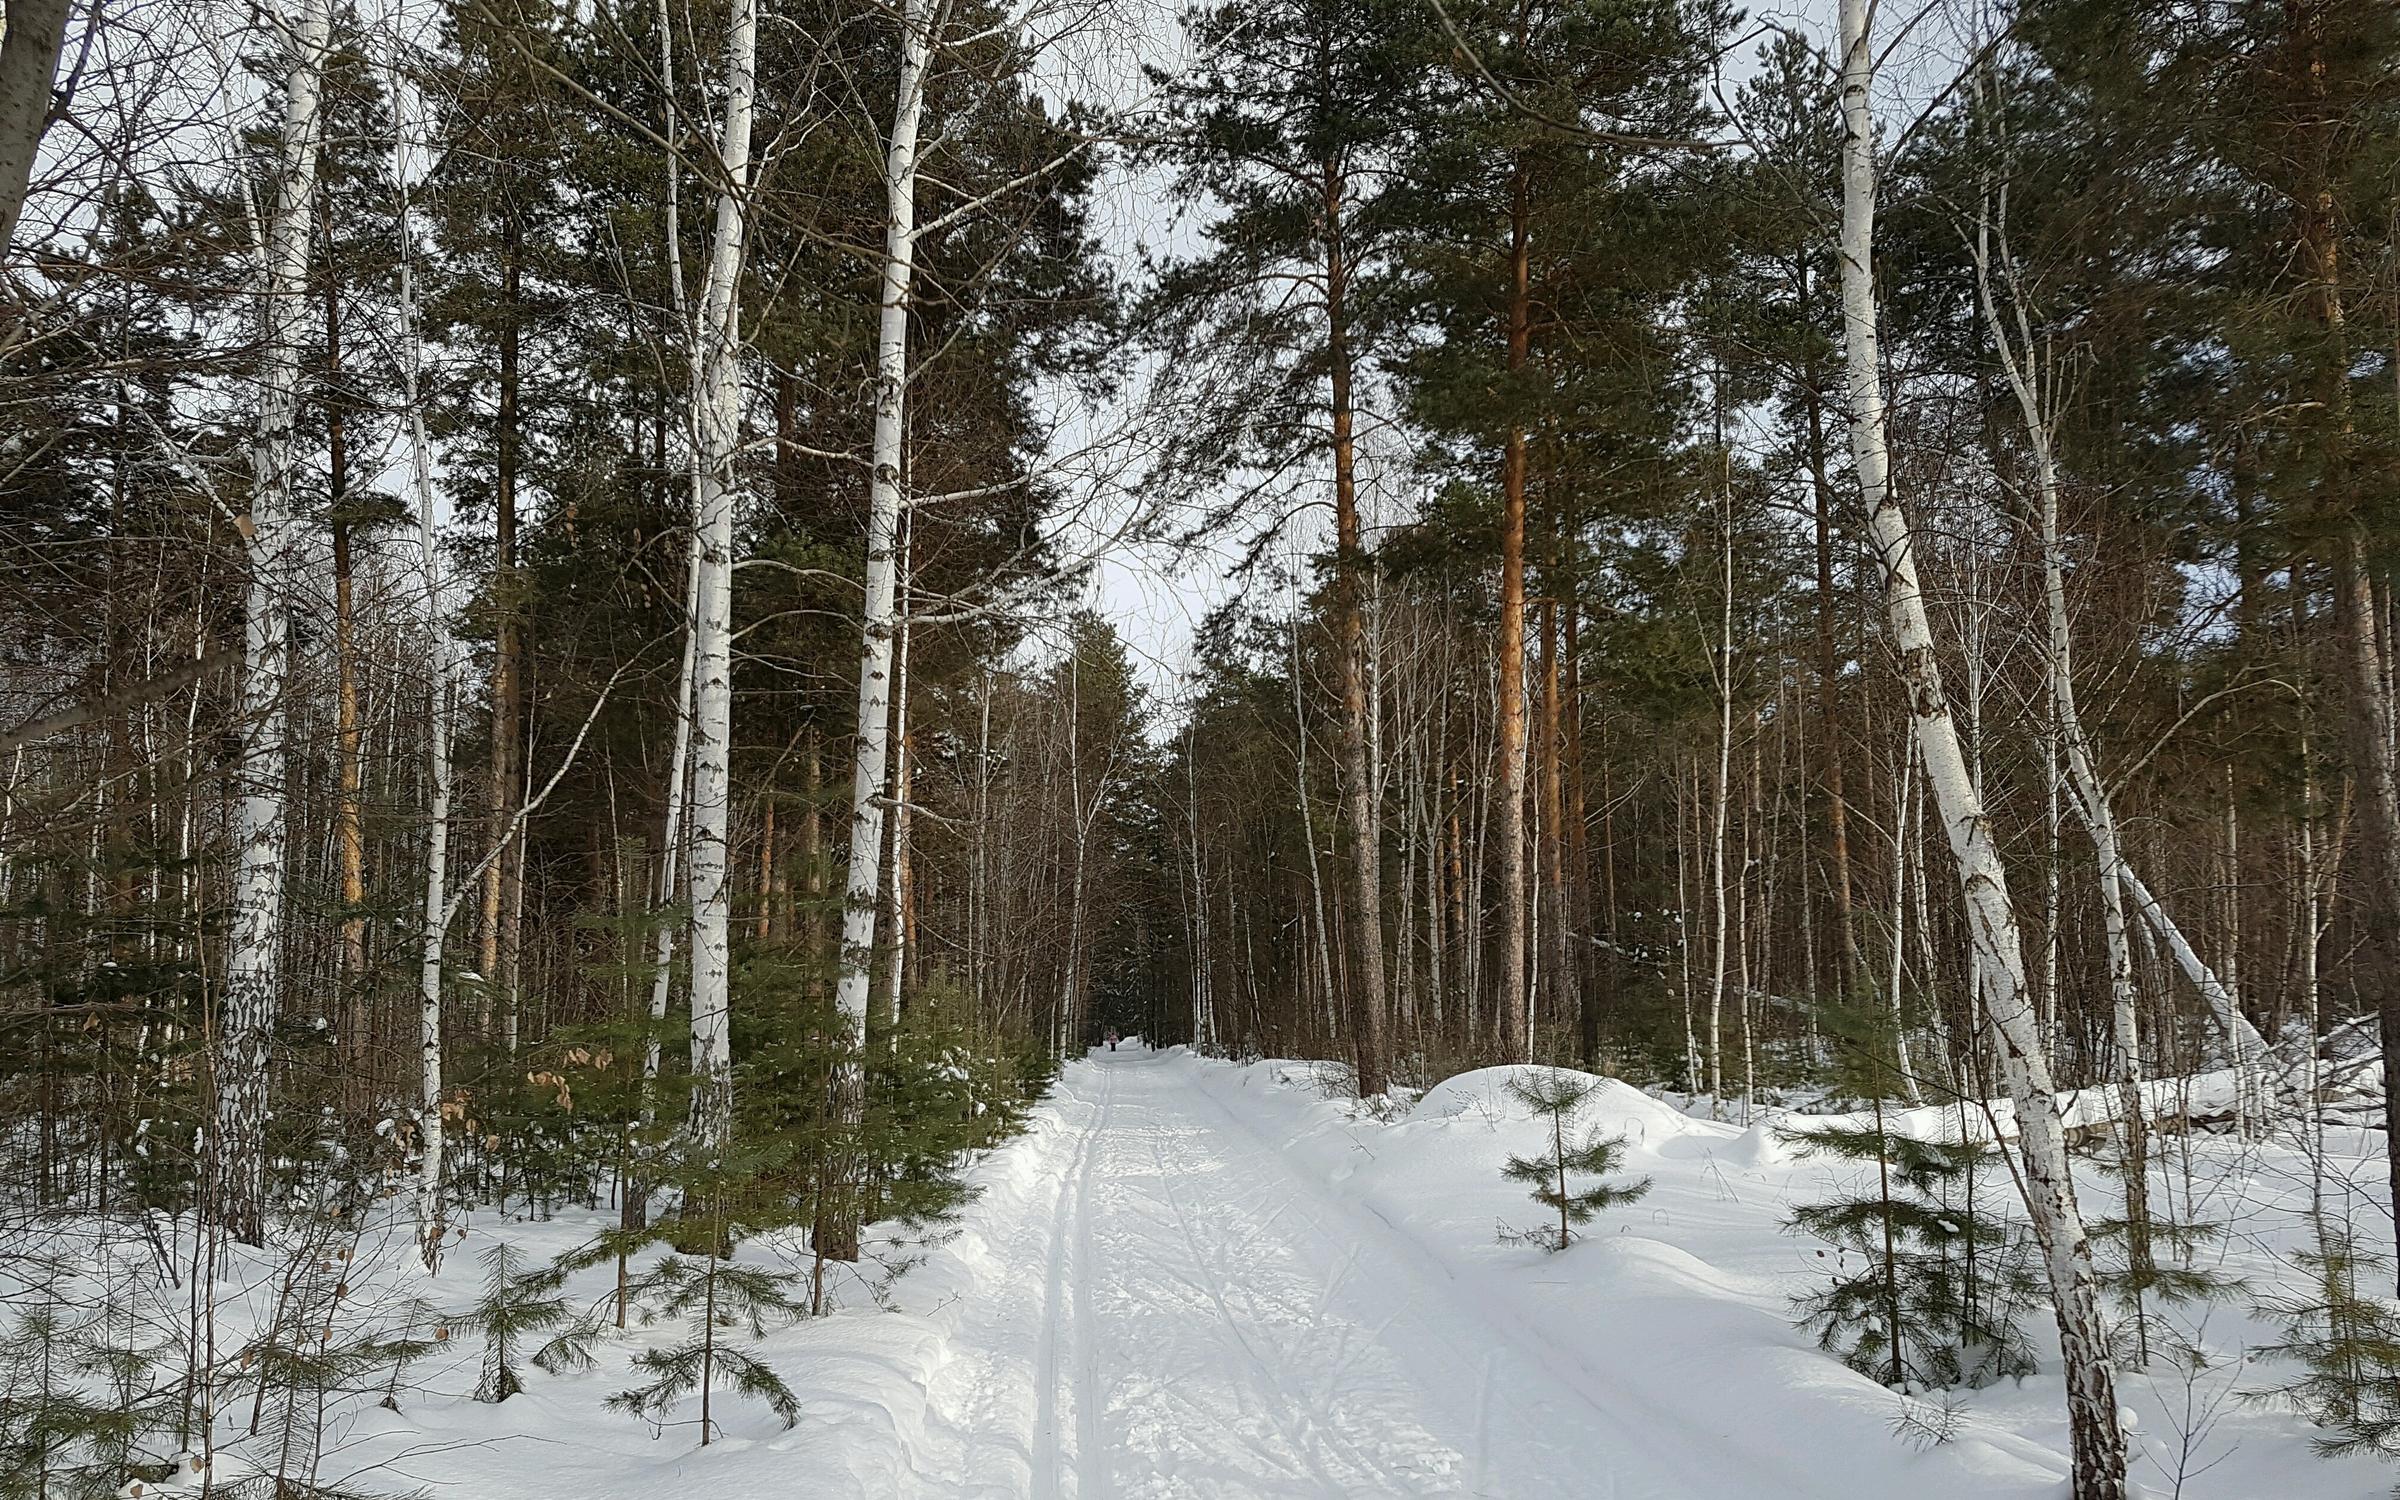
1106 1027 1119 1052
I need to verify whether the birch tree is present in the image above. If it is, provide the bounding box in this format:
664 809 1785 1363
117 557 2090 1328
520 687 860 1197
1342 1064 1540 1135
396 112 454 1269
214 0 331 1247
833 0 934 1123
1834 4 2124 1492
0 0 69 257
684 0 757 1159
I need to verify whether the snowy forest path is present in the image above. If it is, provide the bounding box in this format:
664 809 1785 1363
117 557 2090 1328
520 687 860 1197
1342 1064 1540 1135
902 1050 1776 1499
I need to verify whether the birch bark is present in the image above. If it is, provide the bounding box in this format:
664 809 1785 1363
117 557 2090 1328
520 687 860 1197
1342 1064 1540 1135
684 0 757 1157
835 0 933 1073
397 141 453 1268
1836 6 2124 1492
214 0 330 1246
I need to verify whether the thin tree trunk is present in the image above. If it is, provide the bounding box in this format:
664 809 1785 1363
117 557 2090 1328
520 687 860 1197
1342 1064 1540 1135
1494 159 1532 1062
481 220 525 1044
393 98 452 1272
684 0 757 1157
881 515 913 1032
832 0 932 1231
1707 513 1734 1113
1971 215 2153 1308
325 222 368 1004
1324 156 1389 1096
1837 7 2123 1490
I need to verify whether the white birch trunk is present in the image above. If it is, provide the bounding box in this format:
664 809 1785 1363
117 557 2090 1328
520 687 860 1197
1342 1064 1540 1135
396 110 454 1270
684 0 757 1157
1707 521 1733 1114
643 0 697 1134
215 0 329 1245
1971 223 2156 1280
2118 865 2271 1061
647 553 700 1100
834 0 932 1076
1837 6 2124 1492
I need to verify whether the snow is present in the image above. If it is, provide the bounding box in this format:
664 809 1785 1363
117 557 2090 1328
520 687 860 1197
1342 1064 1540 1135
1410 1064 1710 1142
78 1048 2400 1499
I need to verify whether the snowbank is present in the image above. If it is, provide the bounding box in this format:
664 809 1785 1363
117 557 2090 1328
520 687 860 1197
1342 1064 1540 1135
1409 1064 1705 1144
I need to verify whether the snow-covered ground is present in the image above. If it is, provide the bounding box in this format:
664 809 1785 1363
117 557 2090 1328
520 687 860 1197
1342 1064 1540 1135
111 1047 2396 1498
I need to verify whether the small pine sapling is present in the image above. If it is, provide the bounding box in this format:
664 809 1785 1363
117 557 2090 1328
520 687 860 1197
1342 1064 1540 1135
2088 1203 2245 1368
1499 1070 1651 1252
610 1252 806 1443
452 1241 602 1402
2254 1224 2400 1459
1783 1120 2039 1391
0 1297 178 1500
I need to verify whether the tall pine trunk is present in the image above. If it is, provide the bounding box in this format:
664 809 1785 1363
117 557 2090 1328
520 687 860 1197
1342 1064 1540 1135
1324 158 1389 1097
1493 160 1532 1062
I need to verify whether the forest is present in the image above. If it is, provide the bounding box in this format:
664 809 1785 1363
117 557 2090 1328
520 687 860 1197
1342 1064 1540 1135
1 0 2397 1495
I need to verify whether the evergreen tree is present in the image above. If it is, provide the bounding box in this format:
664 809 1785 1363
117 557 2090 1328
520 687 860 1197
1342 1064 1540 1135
609 1251 804 1443
1499 1069 1650 1252
451 1240 601 1403
1782 1003 2038 1391
2256 1225 2400 1459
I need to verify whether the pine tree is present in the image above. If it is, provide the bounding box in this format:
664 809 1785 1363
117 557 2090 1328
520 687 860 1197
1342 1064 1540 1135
2256 1224 2400 1459
1498 1070 1650 1252
451 1240 600 1403
1782 1000 2037 1391
1784 1120 2039 1391
609 1251 804 1443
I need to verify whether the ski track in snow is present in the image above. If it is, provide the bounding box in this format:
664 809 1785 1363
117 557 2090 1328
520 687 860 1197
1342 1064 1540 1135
909 1051 1744 1499
297 1045 2393 1500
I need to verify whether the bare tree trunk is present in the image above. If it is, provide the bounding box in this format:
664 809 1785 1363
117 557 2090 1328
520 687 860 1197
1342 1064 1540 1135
833 0 932 1208
1837 6 2123 1491
480 220 525 1046
1293 616 1338 1049
394 105 453 1272
684 0 757 1158
1802 271 1861 991
1494 160 1532 1062
1707 512 1734 1113
1324 158 1389 1096
881 516 913 1032
1971 214 2154 1306
0 0 69 258
325 232 368 1007
215 0 329 1247
2340 540 2400 1284
1538 596 1569 1053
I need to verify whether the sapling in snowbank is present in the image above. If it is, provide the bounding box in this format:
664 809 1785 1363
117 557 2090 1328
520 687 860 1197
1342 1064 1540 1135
1783 1119 2039 1391
609 1252 805 1442
1499 1071 1651 1252
2255 1224 2400 1460
2088 1195 2243 1368
452 1241 601 1402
